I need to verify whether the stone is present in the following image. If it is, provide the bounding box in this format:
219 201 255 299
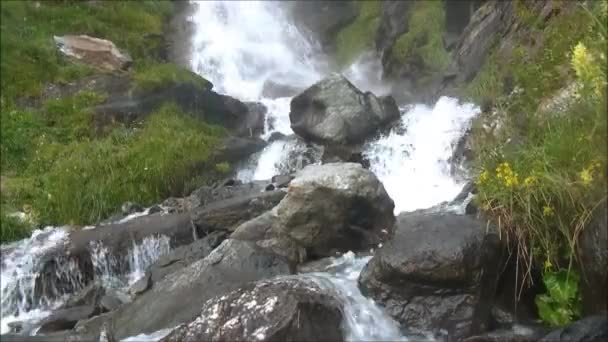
359 211 502 340
160 277 343 342
129 272 151 296
578 205 608 315
232 163 395 261
36 305 99 334
120 202 143 216
539 315 608 342
108 239 292 340
271 174 294 188
53 35 132 72
290 73 400 146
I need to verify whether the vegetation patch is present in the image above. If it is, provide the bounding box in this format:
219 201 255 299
334 1 381 67
469 1 607 325
390 0 449 73
0 0 172 101
133 63 212 92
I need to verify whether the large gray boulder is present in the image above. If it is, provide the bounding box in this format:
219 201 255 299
105 239 292 339
53 35 132 72
359 211 502 340
160 277 343 342
539 315 608 342
289 74 400 146
232 162 395 261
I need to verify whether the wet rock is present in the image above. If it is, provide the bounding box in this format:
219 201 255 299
120 202 143 216
53 35 132 72
539 315 608 342
147 231 228 284
1 332 82 342
37 305 99 334
62 283 105 309
232 162 395 261
268 131 287 143
359 211 502 340
261 80 301 99
160 277 343 342
191 189 285 235
287 1 358 53
290 73 400 146
243 102 267 136
148 205 163 214
265 184 275 191
578 205 608 315
213 136 267 164
465 324 550 342
108 239 292 339
271 174 293 188
129 272 151 296
100 293 124 312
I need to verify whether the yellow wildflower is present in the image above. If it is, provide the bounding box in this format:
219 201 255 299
524 175 537 187
543 205 554 217
572 42 592 83
478 170 490 184
579 167 593 186
544 258 553 272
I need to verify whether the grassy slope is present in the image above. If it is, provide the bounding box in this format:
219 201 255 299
0 1 226 242
464 0 607 325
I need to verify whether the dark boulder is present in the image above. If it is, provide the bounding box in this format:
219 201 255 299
213 136 267 164
36 305 99 334
120 202 144 216
464 324 550 342
290 73 400 146
271 174 294 188
359 211 502 340
261 80 301 99
190 189 285 236
145 230 228 286
107 239 292 339
232 163 395 261
539 315 608 342
578 205 608 315
286 1 358 54
160 277 343 342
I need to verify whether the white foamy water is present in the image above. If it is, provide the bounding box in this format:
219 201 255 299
1 222 171 334
365 98 479 214
300 252 409 341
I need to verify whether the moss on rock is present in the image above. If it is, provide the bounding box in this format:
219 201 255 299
334 1 381 67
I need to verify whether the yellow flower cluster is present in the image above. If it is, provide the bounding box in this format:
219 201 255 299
579 160 601 186
478 170 490 184
496 162 519 188
543 205 554 217
523 175 538 188
572 42 593 83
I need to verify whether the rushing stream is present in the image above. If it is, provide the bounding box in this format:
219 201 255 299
0 1 479 340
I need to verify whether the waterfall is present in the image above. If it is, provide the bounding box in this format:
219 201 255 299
1 1 479 340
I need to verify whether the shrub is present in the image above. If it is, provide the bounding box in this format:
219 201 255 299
390 0 449 72
36 103 225 225
0 0 173 100
472 1 607 325
334 1 381 66
133 63 212 92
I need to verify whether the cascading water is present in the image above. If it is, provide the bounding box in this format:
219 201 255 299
0 216 171 334
1 1 480 339
186 1 477 341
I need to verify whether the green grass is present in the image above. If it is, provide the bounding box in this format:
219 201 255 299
0 0 173 101
133 63 212 92
0 1 234 242
1 104 225 234
390 0 449 73
334 1 381 66
470 1 607 325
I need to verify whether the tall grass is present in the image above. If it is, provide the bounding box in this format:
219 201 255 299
471 1 607 325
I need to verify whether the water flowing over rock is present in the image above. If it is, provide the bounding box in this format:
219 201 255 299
232 162 395 261
359 211 502 340
539 315 608 342
289 73 400 146
104 239 292 340
160 277 343 342
53 35 132 72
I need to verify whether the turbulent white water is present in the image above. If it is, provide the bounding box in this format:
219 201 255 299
0 220 171 334
364 98 479 213
1 1 479 340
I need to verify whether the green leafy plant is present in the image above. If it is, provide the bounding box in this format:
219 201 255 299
535 269 582 326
